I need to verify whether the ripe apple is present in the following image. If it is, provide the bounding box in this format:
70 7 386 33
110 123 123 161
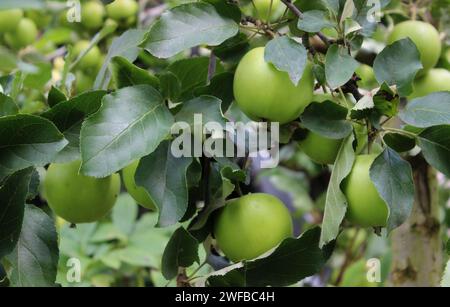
214 193 293 262
343 155 389 227
233 47 314 124
122 160 156 210
387 21 441 73
44 160 120 224
408 68 450 100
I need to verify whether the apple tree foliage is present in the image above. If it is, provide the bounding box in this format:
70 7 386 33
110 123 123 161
0 0 449 287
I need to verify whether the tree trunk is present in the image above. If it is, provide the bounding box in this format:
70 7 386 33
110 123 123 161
390 157 443 286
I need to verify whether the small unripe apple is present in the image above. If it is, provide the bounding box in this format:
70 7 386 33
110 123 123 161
408 68 450 100
387 21 441 73
122 160 157 210
0 9 23 33
44 160 120 224
343 155 389 227
233 47 314 124
214 193 293 262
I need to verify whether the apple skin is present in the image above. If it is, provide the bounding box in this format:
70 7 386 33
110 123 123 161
44 160 120 224
214 193 293 262
122 160 157 210
343 155 389 227
300 131 342 165
72 40 102 71
253 0 281 21
356 64 378 90
408 68 450 100
0 9 23 33
387 21 441 73
75 70 94 93
106 0 138 21
81 1 105 30
4 18 38 49
233 47 314 124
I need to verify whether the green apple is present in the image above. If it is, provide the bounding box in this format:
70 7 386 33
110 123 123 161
233 47 314 124
75 70 94 93
408 68 450 100
253 0 280 22
387 21 441 73
356 64 378 90
4 18 38 49
343 154 389 227
214 193 293 262
44 160 120 224
106 0 138 21
300 131 342 165
0 9 23 33
122 160 156 210
81 1 105 30
72 40 102 71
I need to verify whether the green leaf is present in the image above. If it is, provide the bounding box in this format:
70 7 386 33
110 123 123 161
0 46 17 72
212 33 249 62
42 91 107 163
3 205 59 287
0 115 68 181
0 93 18 116
135 141 193 227
297 10 333 33
158 72 182 101
162 227 199 280
370 148 415 232
373 38 422 97
300 100 353 139
142 2 239 58
399 92 450 128
168 57 223 100
47 86 67 108
208 227 334 287
264 36 308 86
204 0 242 22
189 162 235 231
320 0 340 14
27 168 40 200
194 72 235 112
23 62 52 90
112 194 138 237
80 85 173 178
94 29 147 90
417 125 450 177
383 133 416 153
325 44 359 88
0 168 33 259
174 96 226 130
110 56 160 89
351 84 399 120
320 134 355 247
